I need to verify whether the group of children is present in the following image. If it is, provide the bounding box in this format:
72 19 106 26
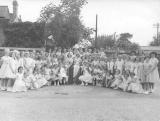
0 47 159 94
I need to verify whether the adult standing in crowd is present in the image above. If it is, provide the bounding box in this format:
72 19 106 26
147 52 160 92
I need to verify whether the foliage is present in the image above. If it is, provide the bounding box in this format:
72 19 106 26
96 33 140 52
149 34 160 46
116 33 132 50
38 0 89 48
116 33 140 51
96 35 115 49
4 22 45 48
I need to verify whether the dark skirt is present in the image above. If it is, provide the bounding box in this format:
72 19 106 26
68 64 74 84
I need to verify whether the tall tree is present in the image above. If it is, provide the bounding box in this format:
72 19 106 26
38 0 88 48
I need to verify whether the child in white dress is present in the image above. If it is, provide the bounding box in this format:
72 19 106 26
79 65 92 86
104 71 113 87
127 72 144 94
58 63 68 85
49 64 60 86
0 49 15 91
111 69 123 89
12 66 27 92
35 67 48 88
118 72 130 91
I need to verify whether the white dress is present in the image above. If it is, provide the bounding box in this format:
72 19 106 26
127 77 143 93
111 74 122 87
35 74 47 88
24 57 35 74
124 61 131 71
79 68 92 83
149 58 160 83
73 58 81 78
12 73 27 92
58 67 68 79
118 76 130 90
0 56 15 78
115 60 124 72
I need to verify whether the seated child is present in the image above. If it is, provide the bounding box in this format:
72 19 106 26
34 67 48 88
92 65 103 86
12 66 27 92
118 72 130 91
49 64 60 86
127 72 144 94
111 69 122 89
104 70 113 88
23 71 35 90
41 64 51 85
79 65 93 86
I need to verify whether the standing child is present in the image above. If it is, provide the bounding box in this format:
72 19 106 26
58 63 68 85
49 64 60 86
0 49 15 91
104 71 113 88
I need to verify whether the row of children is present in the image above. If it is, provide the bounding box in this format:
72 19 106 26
0 48 159 94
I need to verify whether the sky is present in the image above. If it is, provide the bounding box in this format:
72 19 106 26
0 0 160 46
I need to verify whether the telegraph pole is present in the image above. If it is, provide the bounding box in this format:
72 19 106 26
95 14 98 48
153 23 160 41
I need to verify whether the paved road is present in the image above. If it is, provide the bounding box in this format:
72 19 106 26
0 85 160 121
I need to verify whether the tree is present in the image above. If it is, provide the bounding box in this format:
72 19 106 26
115 33 140 52
116 33 133 51
129 42 140 52
149 34 160 46
38 0 88 48
96 35 115 49
4 22 45 48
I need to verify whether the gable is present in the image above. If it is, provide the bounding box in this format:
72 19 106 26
0 6 10 20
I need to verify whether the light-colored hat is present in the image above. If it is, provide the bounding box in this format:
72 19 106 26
13 50 19 54
4 48 10 53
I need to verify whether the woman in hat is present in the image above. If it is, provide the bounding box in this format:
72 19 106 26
147 52 160 92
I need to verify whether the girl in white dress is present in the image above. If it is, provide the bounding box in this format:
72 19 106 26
58 63 68 85
34 67 47 88
79 65 92 86
7 50 20 91
49 65 60 86
111 69 122 89
24 51 36 74
118 72 130 91
0 49 15 91
147 52 160 92
137 56 145 82
104 71 113 87
12 66 27 92
127 72 144 94
115 56 124 74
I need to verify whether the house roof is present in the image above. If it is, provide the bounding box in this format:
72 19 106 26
141 46 160 51
0 6 10 19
